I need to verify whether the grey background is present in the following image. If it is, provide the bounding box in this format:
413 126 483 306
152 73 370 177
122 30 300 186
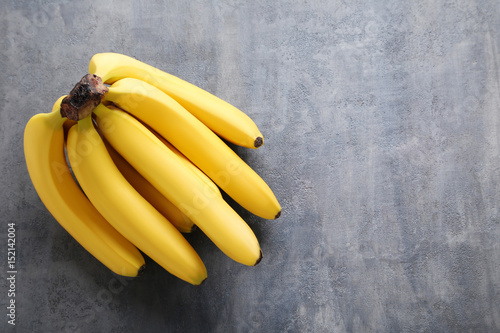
1 0 500 332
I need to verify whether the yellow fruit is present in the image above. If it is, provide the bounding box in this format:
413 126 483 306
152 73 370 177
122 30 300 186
24 98 145 277
103 78 281 220
89 52 264 148
93 104 262 266
66 115 207 285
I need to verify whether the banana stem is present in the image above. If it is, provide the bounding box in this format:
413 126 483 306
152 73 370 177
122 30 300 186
60 74 108 121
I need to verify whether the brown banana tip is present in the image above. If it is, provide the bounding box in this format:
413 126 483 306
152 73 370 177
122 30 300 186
190 224 198 233
254 136 264 148
137 264 146 277
274 210 281 219
198 277 207 286
254 250 263 266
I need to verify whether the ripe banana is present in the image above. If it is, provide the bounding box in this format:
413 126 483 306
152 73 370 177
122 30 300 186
24 97 145 277
103 138 195 233
89 52 264 148
25 52 280 282
93 103 262 266
103 78 281 220
66 115 207 285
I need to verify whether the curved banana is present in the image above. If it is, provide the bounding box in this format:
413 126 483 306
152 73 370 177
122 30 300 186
23 97 145 277
103 139 195 233
89 52 264 149
66 115 207 285
93 104 262 266
103 78 281 220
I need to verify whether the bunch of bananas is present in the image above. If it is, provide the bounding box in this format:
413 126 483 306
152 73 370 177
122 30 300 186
23 53 281 285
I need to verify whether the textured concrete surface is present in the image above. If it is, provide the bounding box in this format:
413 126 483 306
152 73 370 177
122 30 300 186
1 1 500 332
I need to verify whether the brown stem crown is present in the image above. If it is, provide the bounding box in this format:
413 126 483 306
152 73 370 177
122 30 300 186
60 74 108 121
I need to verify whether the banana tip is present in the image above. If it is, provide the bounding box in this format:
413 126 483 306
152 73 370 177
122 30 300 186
137 264 146 277
254 136 264 148
274 211 281 219
254 250 263 266
197 277 207 286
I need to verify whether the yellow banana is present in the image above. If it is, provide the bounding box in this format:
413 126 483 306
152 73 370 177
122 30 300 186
103 78 281 220
66 115 207 285
89 52 264 148
23 97 145 277
103 138 195 233
93 104 262 266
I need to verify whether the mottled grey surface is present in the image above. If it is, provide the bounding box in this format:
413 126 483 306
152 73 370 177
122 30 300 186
1 1 500 332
